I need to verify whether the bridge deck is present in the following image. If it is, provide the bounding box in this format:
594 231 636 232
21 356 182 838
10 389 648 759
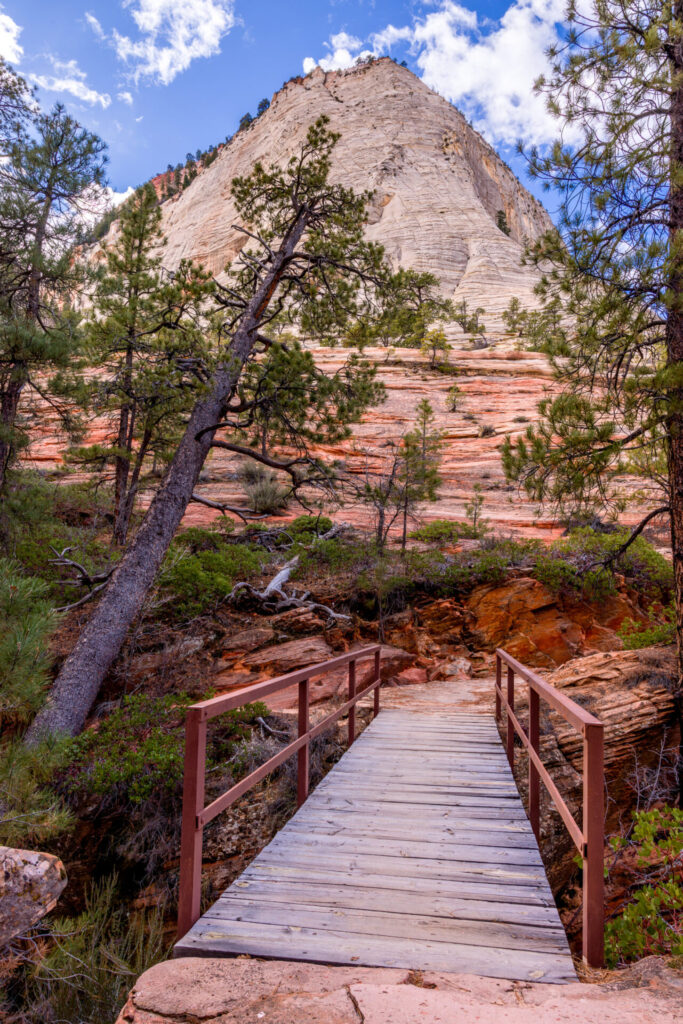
174 709 576 983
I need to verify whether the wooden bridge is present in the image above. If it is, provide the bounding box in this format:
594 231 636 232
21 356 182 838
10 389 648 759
174 647 605 983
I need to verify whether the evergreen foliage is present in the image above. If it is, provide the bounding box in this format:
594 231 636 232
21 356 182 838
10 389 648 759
501 2 683 694
68 183 214 544
0 558 56 728
0 103 106 489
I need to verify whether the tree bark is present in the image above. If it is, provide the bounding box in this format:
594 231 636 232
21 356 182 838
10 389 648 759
26 208 309 743
0 373 26 490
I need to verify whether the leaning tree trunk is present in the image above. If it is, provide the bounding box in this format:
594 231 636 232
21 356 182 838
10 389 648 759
666 13 683 801
26 210 309 743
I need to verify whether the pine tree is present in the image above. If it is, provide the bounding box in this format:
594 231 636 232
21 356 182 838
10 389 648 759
420 328 451 368
0 103 106 491
74 183 214 544
500 1 683 760
27 116 414 740
400 399 442 549
257 98 270 117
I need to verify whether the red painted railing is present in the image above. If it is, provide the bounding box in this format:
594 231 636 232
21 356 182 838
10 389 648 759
495 648 605 968
177 645 382 939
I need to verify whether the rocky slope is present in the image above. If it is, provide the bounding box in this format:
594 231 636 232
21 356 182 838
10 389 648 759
117 58 552 329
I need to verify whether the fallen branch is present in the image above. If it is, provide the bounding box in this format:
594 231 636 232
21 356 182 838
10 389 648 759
189 492 268 522
48 547 114 613
227 553 350 621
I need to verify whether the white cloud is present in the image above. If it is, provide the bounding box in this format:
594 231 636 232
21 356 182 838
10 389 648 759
409 0 567 147
0 5 22 64
305 1 571 149
303 30 374 74
77 182 135 233
118 90 134 104
112 0 237 85
30 58 112 108
85 11 105 40
135 114 143 121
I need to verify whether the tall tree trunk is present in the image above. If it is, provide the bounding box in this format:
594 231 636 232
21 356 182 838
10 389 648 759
666 12 683 801
0 192 52 490
26 209 309 743
0 373 26 490
113 427 150 546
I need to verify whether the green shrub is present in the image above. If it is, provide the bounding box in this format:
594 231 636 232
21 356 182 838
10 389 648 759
162 542 262 616
0 739 73 846
296 536 371 576
2 473 115 594
62 694 268 805
287 514 333 540
619 602 676 649
19 875 167 1024
175 521 235 552
410 520 468 544
0 559 57 728
536 529 673 601
605 807 683 966
239 462 289 513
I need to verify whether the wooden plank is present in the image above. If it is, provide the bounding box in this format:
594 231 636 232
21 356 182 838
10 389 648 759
254 848 549 886
222 878 561 927
174 918 576 984
241 863 556 905
206 899 569 954
262 831 545 867
312 788 527 811
285 818 539 849
311 795 529 818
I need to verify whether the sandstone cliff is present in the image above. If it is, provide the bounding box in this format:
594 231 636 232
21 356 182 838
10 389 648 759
132 58 551 329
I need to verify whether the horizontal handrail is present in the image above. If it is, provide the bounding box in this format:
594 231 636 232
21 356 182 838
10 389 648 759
177 645 382 939
495 648 604 968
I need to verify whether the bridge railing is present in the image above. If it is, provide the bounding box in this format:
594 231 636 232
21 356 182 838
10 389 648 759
495 648 604 968
177 645 382 939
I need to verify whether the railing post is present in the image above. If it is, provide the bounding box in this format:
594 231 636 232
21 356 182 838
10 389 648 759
583 721 605 968
373 648 381 717
506 666 515 768
348 660 356 744
297 678 310 808
177 708 207 939
495 654 501 721
528 685 540 839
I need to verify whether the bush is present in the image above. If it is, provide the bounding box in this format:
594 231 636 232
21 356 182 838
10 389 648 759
17 875 167 1024
0 559 57 728
296 536 371 576
62 694 268 806
2 473 114 594
535 529 673 601
239 462 289 513
478 423 495 437
0 739 73 846
605 807 683 966
409 520 469 544
620 602 676 649
162 541 262 617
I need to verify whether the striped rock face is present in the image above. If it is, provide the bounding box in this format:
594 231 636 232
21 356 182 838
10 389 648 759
119 58 551 330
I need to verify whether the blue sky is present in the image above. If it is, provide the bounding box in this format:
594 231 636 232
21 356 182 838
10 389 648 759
4 1 568 203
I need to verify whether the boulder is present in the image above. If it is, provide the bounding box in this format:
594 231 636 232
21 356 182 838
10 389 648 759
0 847 67 945
117 956 683 1024
467 577 643 667
242 636 334 673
